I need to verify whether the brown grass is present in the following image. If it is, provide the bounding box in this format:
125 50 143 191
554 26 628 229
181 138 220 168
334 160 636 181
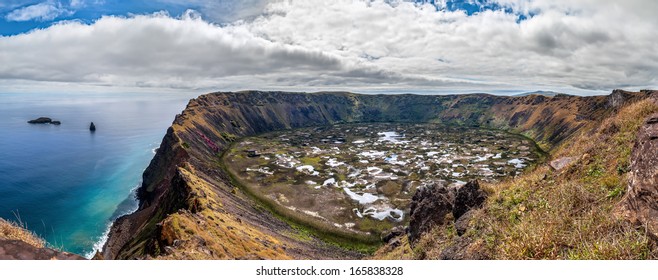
155 168 291 260
0 218 45 248
376 99 658 260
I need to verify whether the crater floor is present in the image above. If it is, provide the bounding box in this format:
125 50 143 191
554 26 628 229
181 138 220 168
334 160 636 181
223 123 542 236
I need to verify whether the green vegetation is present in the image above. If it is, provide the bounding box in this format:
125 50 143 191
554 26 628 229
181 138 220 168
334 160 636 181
223 123 542 249
375 99 658 260
218 146 382 254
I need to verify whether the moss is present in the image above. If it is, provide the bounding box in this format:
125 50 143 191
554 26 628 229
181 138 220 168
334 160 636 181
220 132 237 142
300 156 321 166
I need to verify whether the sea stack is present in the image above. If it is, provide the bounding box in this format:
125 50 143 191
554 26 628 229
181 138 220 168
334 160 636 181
89 122 96 132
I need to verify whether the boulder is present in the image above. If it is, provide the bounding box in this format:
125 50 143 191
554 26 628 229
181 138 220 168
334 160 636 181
623 114 658 238
454 210 476 236
408 183 456 246
453 180 488 221
380 226 405 243
549 157 576 171
90 122 96 132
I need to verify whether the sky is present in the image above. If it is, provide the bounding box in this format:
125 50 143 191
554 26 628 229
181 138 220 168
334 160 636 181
0 0 657 95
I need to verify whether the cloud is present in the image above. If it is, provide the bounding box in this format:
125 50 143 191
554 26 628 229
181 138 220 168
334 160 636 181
247 0 658 91
0 0 657 94
69 0 84 8
155 0 271 23
68 0 104 9
5 0 72 22
1 11 458 91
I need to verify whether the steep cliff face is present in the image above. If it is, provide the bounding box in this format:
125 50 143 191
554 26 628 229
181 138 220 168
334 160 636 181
103 90 656 260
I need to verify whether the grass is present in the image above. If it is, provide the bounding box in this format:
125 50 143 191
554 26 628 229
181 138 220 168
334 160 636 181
155 167 291 260
300 156 321 166
0 217 45 248
374 99 658 260
218 144 382 254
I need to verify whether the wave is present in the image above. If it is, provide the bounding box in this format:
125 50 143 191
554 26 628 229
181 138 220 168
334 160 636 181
83 183 140 259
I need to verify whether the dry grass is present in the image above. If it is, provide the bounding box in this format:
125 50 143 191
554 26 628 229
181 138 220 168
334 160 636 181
377 99 658 260
155 167 291 260
0 218 45 248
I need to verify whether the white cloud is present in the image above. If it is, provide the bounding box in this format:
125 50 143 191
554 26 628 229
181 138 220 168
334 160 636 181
1 12 446 91
69 0 84 8
0 0 657 94
68 0 104 9
156 0 270 23
5 0 72 22
247 0 658 91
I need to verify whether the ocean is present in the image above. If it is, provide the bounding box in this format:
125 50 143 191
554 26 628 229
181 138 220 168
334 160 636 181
0 91 197 257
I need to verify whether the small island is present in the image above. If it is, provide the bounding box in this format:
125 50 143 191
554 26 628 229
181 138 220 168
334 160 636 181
27 117 61 125
89 122 96 132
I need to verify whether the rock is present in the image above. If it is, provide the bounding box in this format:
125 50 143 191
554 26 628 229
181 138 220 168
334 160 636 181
89 122 96 132
28 117 61 125
0 239 85 260
388 237 402 249
623 113 658 238
27 117 52 124
408 183 456 246
381 226 405 243
439 237 487 260
92 251 104 260
549 156 576 171
453 180 488 221
608 89 631 109
454 210 475 236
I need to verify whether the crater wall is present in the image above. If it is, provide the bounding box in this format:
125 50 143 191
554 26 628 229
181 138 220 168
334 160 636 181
103 90 655 259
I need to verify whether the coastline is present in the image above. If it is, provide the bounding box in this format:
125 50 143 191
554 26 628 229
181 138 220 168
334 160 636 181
89 183 140 259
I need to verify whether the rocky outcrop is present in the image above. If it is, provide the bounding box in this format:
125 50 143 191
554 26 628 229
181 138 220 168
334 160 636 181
623 113 658 238
27 117 52 124
407 180 488 246
104 90 656 260
408 184 456 245
0 218 83 260
0 239 84 260
27 117 61 125
454 211 476 236
453 181 488 220
90 122 96 131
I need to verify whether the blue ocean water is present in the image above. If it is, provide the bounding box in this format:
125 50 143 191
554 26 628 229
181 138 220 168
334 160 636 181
0 92 197 257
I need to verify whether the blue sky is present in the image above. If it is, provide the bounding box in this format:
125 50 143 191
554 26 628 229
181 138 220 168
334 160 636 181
0 1 519 36
0 0 267 35
0 0 656 95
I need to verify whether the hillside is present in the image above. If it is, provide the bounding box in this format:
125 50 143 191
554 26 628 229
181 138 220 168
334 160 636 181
102 89 658 259
374 98 658 259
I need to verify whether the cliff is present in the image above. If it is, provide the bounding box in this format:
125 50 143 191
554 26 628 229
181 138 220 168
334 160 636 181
103 90 657 260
